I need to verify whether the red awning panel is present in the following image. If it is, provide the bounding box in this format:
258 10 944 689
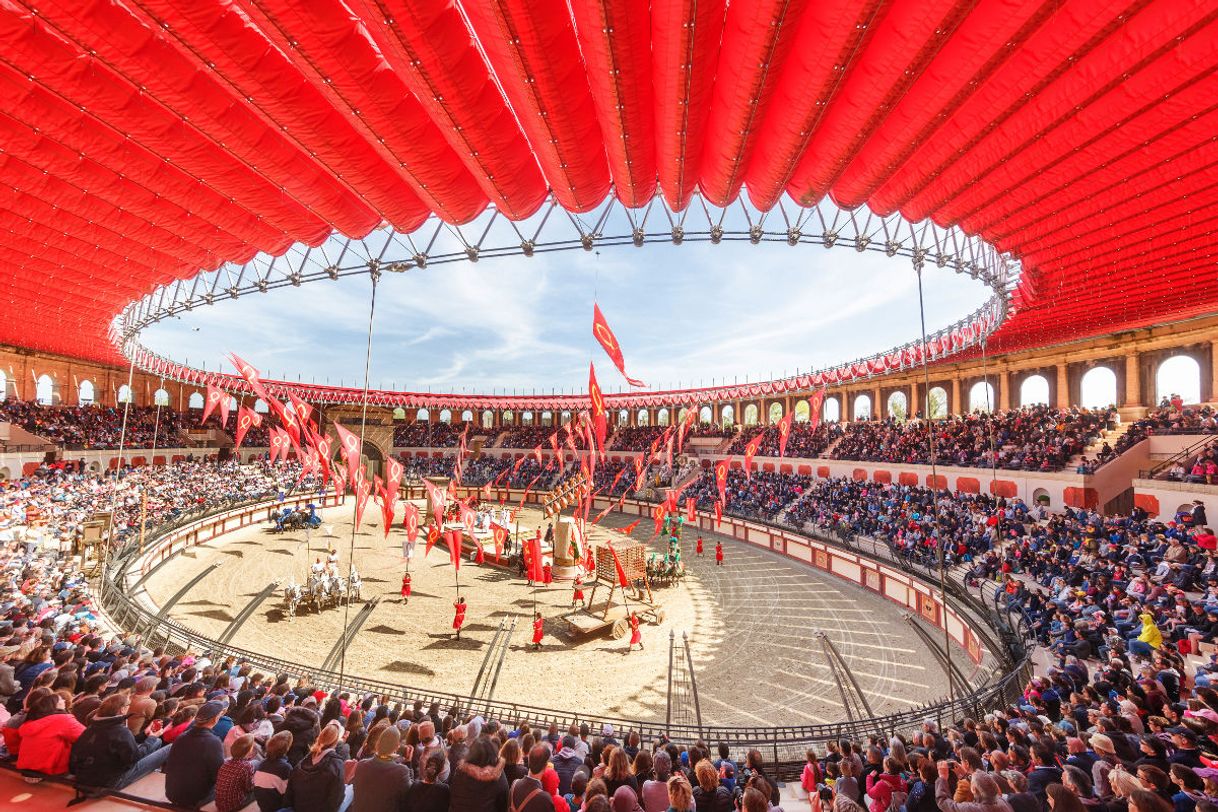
0 0 1215 370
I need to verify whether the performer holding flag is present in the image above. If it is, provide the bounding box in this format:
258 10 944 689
452 596 466 639
715 540 724 566
572 573 586 608
400 572 412 604
696 535 704 556
531 612 544 651
628 612 642 652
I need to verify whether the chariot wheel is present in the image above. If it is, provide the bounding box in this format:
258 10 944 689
611 618 628 639
650 608 666 625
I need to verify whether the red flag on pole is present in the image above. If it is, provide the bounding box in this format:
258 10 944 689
652 503 666 536
402 502 420 544
527 532 544 582
744 434 762 480
332 421 362 486
685 497 697 523
422 479 447 530
425 524 440 557
592 303 646 387
268 427 286 463
201 384 228 426
234 405 261 449
609 544 630 589
589 362 609 453
447 530 462 571
228 353 270 403
808 389 826 431
385 457 403 507
777 412 795 458
490 523 508 563
620 519 641 536
353 469 372 530
714 457 731 504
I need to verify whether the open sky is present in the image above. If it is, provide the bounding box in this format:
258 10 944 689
142 239 995 394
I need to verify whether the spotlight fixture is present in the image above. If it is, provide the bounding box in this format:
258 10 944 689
748 224 763 244
632 228 644 247
671 226 684 244
227 286 240 299
884 240 900 257
854 235 870 252
709 225 724 244
413 253 428 268
581 233 595 251
465 246 479 262
822 231 838 248
289 272 302 286
325 264 339 280
520 240 535 256
787 227 801 246
256 279 268 293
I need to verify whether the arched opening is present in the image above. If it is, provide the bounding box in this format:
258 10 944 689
117 384 133 405
416 408 430 422
227 396 238 414
720 404 735 427
522 411 534 425
1020 374 1049 407
699 405 713 424
252 398 269 414
1156 355 1202 405
461 409 473 424
1080 366 1117 409
926 387 948 419
637 409 650 426
439 409 452 424
561 410 572 425
853 395 871 420
35 374 54 405
392 407 406 420
0 370 7 400
794 400 810 423
743 404 759 426
969 381 994 413
618 409 629 426
153 388 170 407
0 467 8 481
768 402 783 424
887 392 908 422
541 411 553 427
482 410 494 429
501 410 513 425
677 407 689 425
823 397 841 423
77 379 95 405
657 408 670 426
1032 487 1051 507
188 391 204 410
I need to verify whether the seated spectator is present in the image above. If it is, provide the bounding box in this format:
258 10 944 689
215 733 260 812
16 690 85 776
284 720 349 812
351 724 413 812
165 700 226 808
254 730 294 812
69 692 169 789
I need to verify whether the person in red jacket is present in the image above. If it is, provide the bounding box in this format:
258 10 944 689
865 757 908 812
453 596 467 639
400 572 412 603
715 541 724 566
532 612 544 651
696 535 704 555
17 692 85 775
628 612 642 652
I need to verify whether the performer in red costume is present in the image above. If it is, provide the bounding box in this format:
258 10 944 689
715 541 724 566
696 535 704 556
532 612 544 650
542 562 553 586
400 572 411 604
572 573 586 608
452 597 466 639
628 612 642 651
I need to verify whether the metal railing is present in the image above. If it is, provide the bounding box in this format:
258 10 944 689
93 494 1034 767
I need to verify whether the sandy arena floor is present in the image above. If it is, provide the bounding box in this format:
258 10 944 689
141 501 960 727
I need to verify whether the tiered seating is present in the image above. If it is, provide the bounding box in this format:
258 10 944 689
724 422 843 458
0 399 187 449
831 405 1113 471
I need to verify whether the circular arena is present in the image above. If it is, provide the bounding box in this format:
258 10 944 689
2 2 1218 811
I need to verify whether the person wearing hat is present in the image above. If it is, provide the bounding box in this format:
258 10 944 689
1169 727 1204 769
164 700 225 808
1091 733 1122 799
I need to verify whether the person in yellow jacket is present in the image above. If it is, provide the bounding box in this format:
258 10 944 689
1130 611 1162 656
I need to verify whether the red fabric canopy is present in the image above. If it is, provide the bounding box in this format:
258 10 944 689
0 0 1214 372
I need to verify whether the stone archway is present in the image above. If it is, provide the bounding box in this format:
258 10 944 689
326 405 395 479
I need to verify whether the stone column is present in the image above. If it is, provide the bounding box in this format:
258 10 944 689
999 371 1011 411
1125 353 1142 407
910 382 919 418
951 377 961 416
873 387 882 419
1056 363 1070 409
